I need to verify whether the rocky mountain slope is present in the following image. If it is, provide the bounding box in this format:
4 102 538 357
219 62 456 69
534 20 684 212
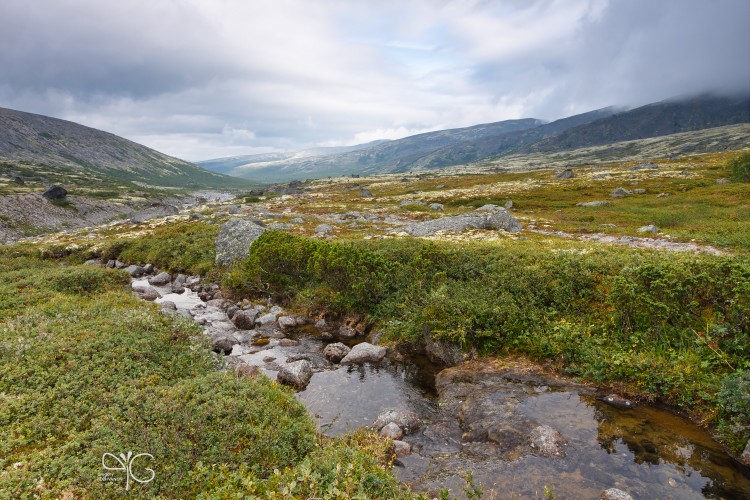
200 93 750 183
0 107 250 189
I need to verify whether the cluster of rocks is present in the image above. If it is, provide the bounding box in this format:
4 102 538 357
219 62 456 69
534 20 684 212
372 408 421 458
401 205 522 237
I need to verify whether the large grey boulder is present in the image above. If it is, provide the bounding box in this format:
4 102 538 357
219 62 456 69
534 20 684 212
340 342 386 365
215 218 266 267
231 309 258 330
529 425 566 458
42 185 67 200
402 209 522 237
277 360 313 389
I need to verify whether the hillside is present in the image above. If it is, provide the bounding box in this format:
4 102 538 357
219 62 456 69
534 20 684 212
522 93 750 154
221 118 544 182
0 107 251 191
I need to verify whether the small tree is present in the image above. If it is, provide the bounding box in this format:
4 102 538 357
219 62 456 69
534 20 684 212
728 151 750 182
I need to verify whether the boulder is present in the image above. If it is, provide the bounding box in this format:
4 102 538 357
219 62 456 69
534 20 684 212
402 210 522 237
637 225 659 234
124 265 145 278
139 287 160 301
212 336 235 355
610 187 631 198
600 488 634 500
393 440 411 458
314 224 334 235
143 263 154 274
529 425 566 458
257 312 278 327
399 199 425 208
429 203 445 211
323 342 351 363
232 310 258 330
42 185 67 200
337 325 357 338
148 272 171 286
556 168 574 179
359 188 374 197
340 342 386 365
277 360 313 389
171 283 185 294
380 422 404 440
214 218 266 267
372 409 421 435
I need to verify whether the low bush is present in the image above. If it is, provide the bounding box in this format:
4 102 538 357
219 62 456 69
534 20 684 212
728 151 750 182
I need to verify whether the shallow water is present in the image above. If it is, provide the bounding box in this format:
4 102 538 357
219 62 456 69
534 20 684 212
131 279 750 498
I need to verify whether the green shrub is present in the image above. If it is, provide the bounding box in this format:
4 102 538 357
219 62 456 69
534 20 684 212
728 151 750 182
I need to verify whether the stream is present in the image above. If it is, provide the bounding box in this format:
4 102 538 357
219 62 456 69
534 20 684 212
132 276 750 499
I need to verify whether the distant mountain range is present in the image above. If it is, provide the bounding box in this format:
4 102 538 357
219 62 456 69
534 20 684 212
199 93 750 183
0 107 250 190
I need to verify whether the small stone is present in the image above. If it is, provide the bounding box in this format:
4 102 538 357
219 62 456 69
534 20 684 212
338 325 357 338
372 409 421 435
124 265 145 277
315 224 334 235
637 225 659 234
323 342 351 363
600 488 633 500
212 336 234 355
257 312 278 326
429 203 444 211
278 316 297 329
529 425 566 457
278 339 300 347
556 168 574 179
140 287 160 301
393 440 411 457
577 201 611 207
380 422 404 440
143 263 154 274
656 193 669 198
504 200 513 209
314 318 327 329
610 187 631 198
360 188 374 197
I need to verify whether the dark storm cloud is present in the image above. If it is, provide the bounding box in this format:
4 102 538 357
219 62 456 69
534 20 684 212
0 0 747 160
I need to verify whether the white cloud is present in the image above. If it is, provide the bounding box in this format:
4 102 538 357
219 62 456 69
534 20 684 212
0 0 747 160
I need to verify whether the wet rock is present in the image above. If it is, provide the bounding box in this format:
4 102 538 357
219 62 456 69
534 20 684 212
232 310 258 330
140 287 160 301
600 488 634 500
393 440 411 457
214 217 266 267
171 283 185 294
277 360 313 389
556 168 574 179
257 312 278 327
278 316 297 329
148 272 171 286
42 185 67 200
610 187 631 198
340 342 386 365
323 342 351 363
424 336 465 366
124 265 145 277
380 422 404 440
600 394 636 410
403 209 522 236
529 425 566 458
637 225 659 233
372 409 421 435
577 201 611 207
212 336 235 355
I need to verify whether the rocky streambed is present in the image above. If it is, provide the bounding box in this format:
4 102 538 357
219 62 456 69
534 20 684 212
121 263 750 499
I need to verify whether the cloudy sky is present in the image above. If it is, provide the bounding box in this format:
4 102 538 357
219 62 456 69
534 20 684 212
1 0 748 161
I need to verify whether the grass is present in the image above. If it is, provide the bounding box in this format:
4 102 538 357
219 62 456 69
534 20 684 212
0 246 414 498
226 231 750 450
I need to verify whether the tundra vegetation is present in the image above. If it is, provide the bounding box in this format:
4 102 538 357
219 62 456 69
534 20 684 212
1 149 749 497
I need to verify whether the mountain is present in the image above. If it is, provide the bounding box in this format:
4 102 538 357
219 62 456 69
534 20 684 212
0 107 251 190
197 141 389 175
217 118 544 182
521 93 750 154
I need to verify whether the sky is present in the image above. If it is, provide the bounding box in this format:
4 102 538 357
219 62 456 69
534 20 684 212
1 0 749 161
